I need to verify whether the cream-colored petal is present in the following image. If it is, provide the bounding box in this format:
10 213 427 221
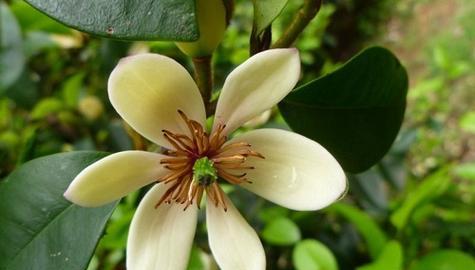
213 49 300 135
64 151 166 207
207 195 265 270
227 129 347 211
108 53 206 148
127 184 198 270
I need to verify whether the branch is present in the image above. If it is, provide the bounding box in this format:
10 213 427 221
272 0 322 48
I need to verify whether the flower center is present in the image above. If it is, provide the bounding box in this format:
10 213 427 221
193 157 218 186
155 110 264 211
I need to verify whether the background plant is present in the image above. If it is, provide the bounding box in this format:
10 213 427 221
0 0 474 269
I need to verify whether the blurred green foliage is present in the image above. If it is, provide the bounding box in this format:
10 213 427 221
1 0 474 269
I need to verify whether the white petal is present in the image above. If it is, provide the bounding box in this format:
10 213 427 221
207 195 265 270
213 49 300 135
227 129 347 211
64 151 166 207
127 184 198 270
108 53 206 148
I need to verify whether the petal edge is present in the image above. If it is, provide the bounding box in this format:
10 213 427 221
207 195 266 270
213 49 300 135
108 53 206 148
127 184 198 270
64 151 167 207
226 129 347 211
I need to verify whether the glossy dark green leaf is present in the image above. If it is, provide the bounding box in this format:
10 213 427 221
24 0 198 41
252 0 288 34
279 46 408 173
11 1 71 34
0 3 25 93
0 152 117 270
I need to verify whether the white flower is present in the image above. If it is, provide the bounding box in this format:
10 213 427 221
64 49 347 270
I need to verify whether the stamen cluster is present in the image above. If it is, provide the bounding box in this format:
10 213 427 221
157 110 264 211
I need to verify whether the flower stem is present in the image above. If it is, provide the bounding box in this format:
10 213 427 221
192 56 213 116
272 0 322 48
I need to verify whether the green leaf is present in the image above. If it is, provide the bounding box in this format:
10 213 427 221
11 1 71 34
5 71 39 109
454 163 475 180
390 168 451 230
252 0 288 34
279 46 408 173
0 152 117 270
24 0 198 41
293 239 338 270
258 206 289 223
16 127 38 165
187 246 206 270
0 3 25 93
262 217 301 246
107 120 133 152
357 241 403 270
30 98 64 120
329 203 388 259
23 32 58 58
411 250 475 270
460 111 475 134
98 196 135 250
351 169 389 212
62 73 85 108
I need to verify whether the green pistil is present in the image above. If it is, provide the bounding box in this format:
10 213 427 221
193 157 217 186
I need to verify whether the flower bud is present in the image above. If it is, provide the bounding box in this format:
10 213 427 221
176 0 226 57
78 96 104 121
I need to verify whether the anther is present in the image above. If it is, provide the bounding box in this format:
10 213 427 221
155 110 263 211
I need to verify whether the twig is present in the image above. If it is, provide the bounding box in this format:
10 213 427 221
272 0 322 48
